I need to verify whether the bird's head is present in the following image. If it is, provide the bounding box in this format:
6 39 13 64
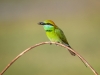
38 20 58 31
38 20 57 27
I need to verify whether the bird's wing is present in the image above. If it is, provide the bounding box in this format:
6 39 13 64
55 28 69 44
55 28 76 56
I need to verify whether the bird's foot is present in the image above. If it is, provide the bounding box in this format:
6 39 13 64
49 42 52 45
55 42 60 46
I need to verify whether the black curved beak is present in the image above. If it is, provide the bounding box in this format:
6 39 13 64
38 22 45 25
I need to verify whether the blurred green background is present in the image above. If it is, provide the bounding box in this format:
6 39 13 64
0 0 100 75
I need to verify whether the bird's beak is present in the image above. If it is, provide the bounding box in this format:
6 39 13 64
38 22 45 25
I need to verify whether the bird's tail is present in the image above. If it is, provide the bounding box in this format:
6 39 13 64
65 44 76 56
65 43 87 67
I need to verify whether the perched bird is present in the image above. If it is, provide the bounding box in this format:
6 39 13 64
38 20 76 56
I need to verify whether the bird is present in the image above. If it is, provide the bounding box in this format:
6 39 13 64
38 20 76 56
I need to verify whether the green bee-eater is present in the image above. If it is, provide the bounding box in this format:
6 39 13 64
38 20 75 56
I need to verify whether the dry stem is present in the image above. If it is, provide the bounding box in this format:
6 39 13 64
0 42 99 75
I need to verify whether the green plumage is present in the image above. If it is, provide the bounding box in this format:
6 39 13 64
38 20 75 56
44 25 68 44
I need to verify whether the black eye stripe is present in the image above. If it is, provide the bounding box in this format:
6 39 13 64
46 23 53 25
39 22 53 25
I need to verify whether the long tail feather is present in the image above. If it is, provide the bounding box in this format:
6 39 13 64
65 44 76 56
67 46 76 56
65 44 87 67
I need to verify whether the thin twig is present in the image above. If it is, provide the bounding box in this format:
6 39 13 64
0 42 98 75
55 42 98 75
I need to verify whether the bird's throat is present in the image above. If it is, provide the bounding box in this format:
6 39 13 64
43 25 54 32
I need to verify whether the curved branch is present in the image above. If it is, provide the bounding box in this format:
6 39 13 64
0 42 98 75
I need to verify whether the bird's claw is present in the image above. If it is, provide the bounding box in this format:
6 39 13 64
49 42 52 45
55 42 60 46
